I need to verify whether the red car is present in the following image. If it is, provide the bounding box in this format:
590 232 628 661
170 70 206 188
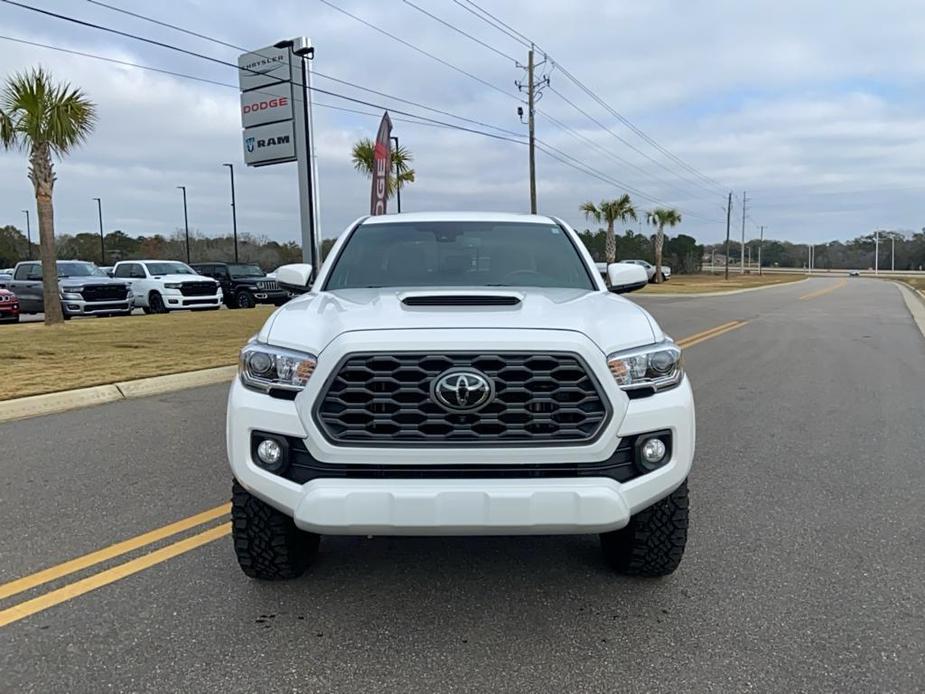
0 288 20 323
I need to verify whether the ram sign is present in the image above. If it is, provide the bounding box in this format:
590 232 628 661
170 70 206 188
242 121 296 167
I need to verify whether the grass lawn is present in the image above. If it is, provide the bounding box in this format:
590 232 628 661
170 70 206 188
893 276 925 292
0 307 274 401
637 272 806 294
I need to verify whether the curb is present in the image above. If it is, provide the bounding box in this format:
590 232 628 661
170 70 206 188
0 365 237 424
638 277 810 298
894 282 925 340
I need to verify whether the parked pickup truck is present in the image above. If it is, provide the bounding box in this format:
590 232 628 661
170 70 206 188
190 262 290 309
112 260 222 313
227 212 694 581
10 260 133 318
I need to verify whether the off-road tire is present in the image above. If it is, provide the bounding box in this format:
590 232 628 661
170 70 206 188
235 291 256 309
600 480 689 577
231 479 319 580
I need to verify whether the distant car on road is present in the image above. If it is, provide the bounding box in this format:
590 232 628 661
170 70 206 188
0 287 19 323
618 259 671 282
112 260 222 313
191 262 290 309
849 271 860 277
10 260 133 318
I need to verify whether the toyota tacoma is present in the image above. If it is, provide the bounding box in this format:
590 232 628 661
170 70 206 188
227 212 693 580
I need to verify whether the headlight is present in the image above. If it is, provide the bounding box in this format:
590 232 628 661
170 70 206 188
61 292 82 300
239 343 317 394
164 282 182 289
607 341 682 393
62 285 82 292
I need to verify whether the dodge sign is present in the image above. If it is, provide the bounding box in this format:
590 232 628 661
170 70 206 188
240 82 294 128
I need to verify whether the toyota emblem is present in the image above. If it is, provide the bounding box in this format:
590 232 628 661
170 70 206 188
431 369 494 412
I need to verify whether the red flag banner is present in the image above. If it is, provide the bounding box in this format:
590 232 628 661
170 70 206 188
370 111 393 215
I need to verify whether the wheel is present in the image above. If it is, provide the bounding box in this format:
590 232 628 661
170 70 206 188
147 291 168 314
600 480 689 577
235 291 256 309
231 479 319 580
661 273 669 282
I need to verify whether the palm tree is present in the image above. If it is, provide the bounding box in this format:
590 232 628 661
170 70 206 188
351 137 415 202
1 67 96 325
580 194 636 263
646 207 682 283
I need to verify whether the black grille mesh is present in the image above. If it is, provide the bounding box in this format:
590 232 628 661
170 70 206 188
316 352 608 445
81 284 128 301
180 281 217 296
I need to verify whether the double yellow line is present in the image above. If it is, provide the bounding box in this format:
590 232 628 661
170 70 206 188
0 504 230 628
0 319 750 629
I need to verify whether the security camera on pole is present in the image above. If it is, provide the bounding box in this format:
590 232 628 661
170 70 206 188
237 38 319 279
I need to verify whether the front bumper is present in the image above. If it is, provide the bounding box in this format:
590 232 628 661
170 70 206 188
62 298 132 315
160 288 223 309
227 371 695 535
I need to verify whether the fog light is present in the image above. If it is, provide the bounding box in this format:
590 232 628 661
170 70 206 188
641 437 667 464
256 438 281 466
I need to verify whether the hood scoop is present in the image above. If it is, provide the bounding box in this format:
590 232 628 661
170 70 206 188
400 290 523 307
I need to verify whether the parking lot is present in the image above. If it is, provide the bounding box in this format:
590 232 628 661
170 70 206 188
1 277 923 692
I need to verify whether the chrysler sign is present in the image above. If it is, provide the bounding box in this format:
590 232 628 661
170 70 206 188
237 47 291 91
240 82 293 128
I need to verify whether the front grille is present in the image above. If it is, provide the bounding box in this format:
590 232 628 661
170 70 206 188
257 279 279 291
316 352 609 445
81 284 128 301
180 281 217 296
182 298 217 305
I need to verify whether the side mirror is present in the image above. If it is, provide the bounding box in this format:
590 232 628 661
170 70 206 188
606 263 648 294
276 264 313 293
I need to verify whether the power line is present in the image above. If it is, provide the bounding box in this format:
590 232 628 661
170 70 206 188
401 0 517 63
461 0 727 193
0 33 527 146
316 0 520 103
449 0 530 48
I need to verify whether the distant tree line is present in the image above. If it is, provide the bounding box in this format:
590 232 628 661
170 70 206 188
577 228 704 274
704 231 925 271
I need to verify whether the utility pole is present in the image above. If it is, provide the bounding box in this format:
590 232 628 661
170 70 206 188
92 197 105 265
891 234 895 271
874 230 880 275
177 185 190 264
724 191 732 280
516 46 548 214
390 136 402 213
222 164 239 262
740 191 747 274
758 225 765 275
21 209 32 260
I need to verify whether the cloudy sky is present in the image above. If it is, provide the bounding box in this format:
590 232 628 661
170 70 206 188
2 0 925 249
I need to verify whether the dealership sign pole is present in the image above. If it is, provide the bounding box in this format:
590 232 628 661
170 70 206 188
238 39 318 274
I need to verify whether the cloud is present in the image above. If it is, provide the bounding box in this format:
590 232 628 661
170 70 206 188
1 0 925 249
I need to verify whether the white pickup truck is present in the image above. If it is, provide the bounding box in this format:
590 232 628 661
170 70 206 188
112 260 221 313
227 212 694 580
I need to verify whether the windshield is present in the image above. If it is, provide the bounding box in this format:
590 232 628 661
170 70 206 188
228 264 265 279
325 221 595 290
144 262 196 276
57 262 107 278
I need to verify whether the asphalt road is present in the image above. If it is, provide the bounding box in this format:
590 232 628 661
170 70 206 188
1 277 923 693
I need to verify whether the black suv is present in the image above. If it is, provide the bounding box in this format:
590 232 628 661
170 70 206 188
191 262 289 309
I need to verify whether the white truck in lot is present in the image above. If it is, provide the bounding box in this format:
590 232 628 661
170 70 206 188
227 212 694 580
112 260 222 313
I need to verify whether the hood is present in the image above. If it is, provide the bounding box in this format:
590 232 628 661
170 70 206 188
262 287 661 355
153 274 217 284
57 276 129 287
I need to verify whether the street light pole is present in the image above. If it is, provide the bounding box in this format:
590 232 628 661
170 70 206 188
177 186 190 264
223 163 239 262
758 225 765 276
92 197 105 265
891 234 895 272
874 230 879 275
390 135 401 213
21 209 32 260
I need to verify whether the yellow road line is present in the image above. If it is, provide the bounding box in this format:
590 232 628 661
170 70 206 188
0 523 231 628
677 320 747 349
800 279 847 301
0 503 229 601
